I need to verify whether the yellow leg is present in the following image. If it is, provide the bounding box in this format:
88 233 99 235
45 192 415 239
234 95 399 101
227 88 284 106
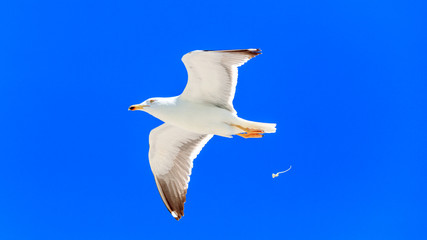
232 124 264 138
236 133 263 138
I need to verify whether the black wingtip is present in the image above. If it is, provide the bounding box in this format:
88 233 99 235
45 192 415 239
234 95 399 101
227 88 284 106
203 48 260 52
202 49 262 59
247 48 262 57
171 210 183 221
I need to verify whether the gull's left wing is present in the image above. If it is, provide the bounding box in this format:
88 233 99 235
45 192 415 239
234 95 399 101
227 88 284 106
148 123 213 220
180 49 261 114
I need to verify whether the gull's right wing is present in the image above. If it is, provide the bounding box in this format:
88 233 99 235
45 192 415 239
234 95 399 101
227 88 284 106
148 123 213 220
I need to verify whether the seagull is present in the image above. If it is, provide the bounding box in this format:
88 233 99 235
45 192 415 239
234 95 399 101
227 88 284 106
129 49 276 220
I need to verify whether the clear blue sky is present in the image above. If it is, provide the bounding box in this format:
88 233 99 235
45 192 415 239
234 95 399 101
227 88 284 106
1 0 426 239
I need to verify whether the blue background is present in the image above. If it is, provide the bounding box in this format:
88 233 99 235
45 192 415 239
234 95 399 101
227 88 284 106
1 0 426 239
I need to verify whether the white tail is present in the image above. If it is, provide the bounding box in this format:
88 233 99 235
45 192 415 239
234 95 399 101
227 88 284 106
239 119 277 133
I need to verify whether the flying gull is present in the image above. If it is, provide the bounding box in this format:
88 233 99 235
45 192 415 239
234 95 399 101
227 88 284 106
129 49 276 220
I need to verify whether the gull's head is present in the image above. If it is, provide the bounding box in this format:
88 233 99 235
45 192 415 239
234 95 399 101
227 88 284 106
128 98 160 111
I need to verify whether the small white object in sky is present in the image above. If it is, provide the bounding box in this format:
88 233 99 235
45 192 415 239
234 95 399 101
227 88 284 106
272 165 292 178
129 49 276 220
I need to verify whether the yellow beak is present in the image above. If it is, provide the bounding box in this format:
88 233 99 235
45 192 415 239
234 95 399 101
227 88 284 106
128 104 148 111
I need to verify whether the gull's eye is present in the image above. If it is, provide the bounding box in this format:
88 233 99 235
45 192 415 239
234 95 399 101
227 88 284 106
149 99 156 104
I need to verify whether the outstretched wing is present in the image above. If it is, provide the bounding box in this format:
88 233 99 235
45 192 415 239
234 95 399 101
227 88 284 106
148 123 213 220
180 49 261 114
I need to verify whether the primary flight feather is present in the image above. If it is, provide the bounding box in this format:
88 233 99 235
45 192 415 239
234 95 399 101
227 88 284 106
129 49 276 220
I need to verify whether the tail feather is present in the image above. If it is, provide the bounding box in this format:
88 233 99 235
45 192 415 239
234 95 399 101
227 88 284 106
239 119 277 133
